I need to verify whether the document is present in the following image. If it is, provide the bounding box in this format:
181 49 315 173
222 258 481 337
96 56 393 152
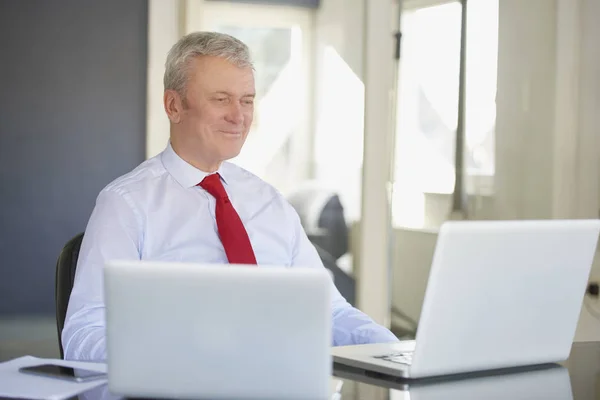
0 355 107 400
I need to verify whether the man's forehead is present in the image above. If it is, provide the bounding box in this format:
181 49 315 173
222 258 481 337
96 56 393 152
189 57 255 91
191 56 253 75
203 80 255 96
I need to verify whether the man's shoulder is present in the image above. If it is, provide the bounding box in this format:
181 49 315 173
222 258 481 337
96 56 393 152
222 162 281 195
222 162 301 217
101 155 165 197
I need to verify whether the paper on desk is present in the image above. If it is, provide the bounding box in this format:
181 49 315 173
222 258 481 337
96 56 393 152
0 355 107 400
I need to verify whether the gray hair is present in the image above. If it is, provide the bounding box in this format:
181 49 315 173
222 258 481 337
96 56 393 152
164 31 253 97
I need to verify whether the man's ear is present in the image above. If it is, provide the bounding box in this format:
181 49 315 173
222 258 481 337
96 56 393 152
164 90 185 123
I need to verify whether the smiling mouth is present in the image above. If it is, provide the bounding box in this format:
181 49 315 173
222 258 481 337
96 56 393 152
221 131 242 137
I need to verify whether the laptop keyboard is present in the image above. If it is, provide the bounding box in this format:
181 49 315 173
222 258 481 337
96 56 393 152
373 352 414 365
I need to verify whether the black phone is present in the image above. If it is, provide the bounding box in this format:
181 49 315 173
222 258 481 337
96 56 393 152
18 363 106 382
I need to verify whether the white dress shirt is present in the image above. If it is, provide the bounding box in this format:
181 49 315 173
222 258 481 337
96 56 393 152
62 143 398 361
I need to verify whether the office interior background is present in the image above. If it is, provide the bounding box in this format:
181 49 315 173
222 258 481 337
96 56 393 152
0 0 599 361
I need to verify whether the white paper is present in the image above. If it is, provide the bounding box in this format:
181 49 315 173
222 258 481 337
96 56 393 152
0 355 107 400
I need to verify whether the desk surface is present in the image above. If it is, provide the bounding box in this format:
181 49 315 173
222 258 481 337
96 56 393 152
75 341 600 400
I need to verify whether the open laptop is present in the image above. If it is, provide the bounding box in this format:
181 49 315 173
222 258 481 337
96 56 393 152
104 261 333 400
333 219 600 379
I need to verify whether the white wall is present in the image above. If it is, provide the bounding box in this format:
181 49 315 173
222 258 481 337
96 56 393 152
146 0 182 158
493 0 557 220
568 0 600 341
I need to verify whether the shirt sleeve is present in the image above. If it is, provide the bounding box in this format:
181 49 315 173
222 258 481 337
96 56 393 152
288 205 399 346
62 189 141 361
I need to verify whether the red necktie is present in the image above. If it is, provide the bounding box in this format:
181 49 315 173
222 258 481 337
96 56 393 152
199 173 257 265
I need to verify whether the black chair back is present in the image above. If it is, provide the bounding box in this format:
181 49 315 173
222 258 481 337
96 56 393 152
55 232 84 359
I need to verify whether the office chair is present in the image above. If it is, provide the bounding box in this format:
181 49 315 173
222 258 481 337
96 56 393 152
314 244 356 306
287 184 355 305
287 186 349 261
55 232 84 359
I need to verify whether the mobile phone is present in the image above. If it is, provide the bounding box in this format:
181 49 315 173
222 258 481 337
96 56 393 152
19 364 106 382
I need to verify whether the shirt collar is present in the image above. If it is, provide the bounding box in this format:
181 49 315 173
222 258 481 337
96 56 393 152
161 142 228 188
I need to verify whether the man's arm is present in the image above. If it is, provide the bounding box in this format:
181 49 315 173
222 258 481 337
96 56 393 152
62 189 141 361
288 205 398 346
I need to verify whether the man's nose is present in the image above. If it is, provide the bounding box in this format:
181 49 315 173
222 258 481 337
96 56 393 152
225 102 244 125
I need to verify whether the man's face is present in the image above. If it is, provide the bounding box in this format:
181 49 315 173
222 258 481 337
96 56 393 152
177 56 255 166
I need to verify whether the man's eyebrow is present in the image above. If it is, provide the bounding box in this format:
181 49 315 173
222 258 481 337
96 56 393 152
211 91 255 98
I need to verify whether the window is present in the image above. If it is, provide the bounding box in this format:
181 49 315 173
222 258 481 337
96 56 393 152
392 0 498 227
312 45 365 223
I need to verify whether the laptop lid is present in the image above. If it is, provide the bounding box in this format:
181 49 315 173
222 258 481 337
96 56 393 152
104 261 332 400
410 219 600 378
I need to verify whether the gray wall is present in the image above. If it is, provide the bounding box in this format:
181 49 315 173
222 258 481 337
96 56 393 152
0 0 148 315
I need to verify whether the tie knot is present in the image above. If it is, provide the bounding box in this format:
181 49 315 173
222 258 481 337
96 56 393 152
199 173 228 200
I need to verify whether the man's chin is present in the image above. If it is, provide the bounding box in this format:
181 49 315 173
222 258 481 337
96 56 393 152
219 148 243 162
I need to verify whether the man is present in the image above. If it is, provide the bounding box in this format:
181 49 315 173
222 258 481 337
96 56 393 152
62 31 398 361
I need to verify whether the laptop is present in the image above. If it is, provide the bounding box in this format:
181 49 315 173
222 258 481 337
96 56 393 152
104 261 332 400
333 219 600 379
